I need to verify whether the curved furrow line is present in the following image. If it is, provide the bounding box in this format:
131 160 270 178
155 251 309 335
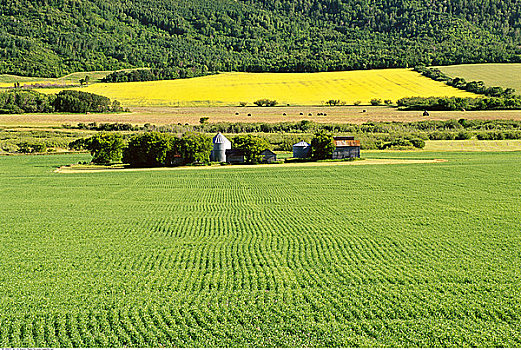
136 307 169 346
93 312 115 347
147 305 182 346
64 313 84 348
7 318 21 348
30 316 46 347
0 318 8 347
170 249 194 293
129 250 150 271
177 307 213 345
78 313 97 348
53 314 72 348
19 315 35 347
189 307 222 345
120 309 148 347
153 306 185 346
315 235 404 284
107 308 132 347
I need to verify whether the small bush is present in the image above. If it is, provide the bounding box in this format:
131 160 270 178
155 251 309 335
326 99 345 106
503 130 521 140
477 131 505 140
455 131 472 140
409 138 426 149
428 131 456 140
371 98 382 106
17 142 47 153
254 99 277 107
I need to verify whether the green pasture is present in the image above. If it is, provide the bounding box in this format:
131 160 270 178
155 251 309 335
435 63 521 93
0 152 520 347
0 69 145 85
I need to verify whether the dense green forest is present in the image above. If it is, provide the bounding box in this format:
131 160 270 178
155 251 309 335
1 0 520 77
0 90 125 114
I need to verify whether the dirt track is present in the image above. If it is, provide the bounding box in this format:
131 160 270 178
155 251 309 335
55 158 448 174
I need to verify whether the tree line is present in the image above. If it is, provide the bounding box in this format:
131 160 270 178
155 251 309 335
0 90 125 114
67 118 521 135
101 67 214 83
397 96 521 111
1 0 520 77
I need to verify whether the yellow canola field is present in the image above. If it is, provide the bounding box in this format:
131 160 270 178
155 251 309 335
38 69 478 107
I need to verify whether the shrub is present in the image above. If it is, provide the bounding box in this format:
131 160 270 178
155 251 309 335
477 131 505 140
370 98 382 106
326 99 341 106
123 132 176 167
278 134 303 151
378 138 413 150
253 99 278 107
455 131 472 140
428 131 456 140
311 131 335 160
409 138 425 149
232 134 270 163
503 130 521 140
17 142 47 153
85 133 125 164
177 132 212 164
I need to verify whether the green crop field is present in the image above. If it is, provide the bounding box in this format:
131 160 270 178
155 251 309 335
1 152 521 347
0 69 142 87
435 64 521 93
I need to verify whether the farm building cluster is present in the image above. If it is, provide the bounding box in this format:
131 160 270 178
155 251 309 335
211 133 360 164
210 133 277 164
292 137 360 159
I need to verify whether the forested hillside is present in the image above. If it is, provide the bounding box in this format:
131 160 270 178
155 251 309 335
1 0 520 77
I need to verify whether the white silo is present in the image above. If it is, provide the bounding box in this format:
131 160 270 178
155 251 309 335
211 133 231 162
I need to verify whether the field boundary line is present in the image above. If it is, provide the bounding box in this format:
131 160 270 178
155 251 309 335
54 158 448 174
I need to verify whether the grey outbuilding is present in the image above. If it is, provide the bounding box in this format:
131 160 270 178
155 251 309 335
211 133 232 163
225 149 246 164
292 141 312 158
260 149 277 163
332 136 361 159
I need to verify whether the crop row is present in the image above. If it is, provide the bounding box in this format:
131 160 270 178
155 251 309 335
0 152 520 346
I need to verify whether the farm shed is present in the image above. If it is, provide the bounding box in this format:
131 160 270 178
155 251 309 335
225 149 246 164
260 149 277 163
332 136 361 159
293 141 311 158
170 153 184 166
211 133 231 163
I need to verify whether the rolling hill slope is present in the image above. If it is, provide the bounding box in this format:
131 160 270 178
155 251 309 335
436 64 521 93
37 69 478 107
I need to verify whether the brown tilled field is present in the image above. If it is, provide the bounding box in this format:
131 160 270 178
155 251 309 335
2 106 521 127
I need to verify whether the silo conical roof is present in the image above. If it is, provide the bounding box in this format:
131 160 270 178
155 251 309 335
293 141 310 147
213 133 230 144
